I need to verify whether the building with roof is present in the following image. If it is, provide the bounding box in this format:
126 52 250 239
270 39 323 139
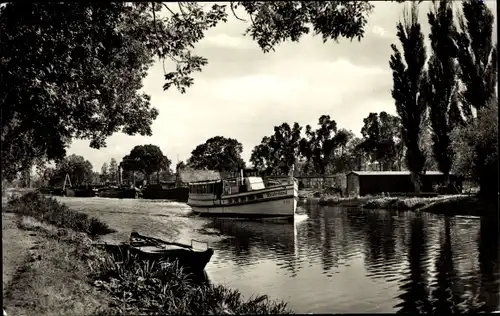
346 171 463 196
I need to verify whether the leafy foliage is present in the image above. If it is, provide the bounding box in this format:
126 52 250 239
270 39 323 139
1 3 161 179
235 1 374 53
250 122 302 175
108 158 119 184
451 100 498 196
389 3 428 192
328 129 358 173
49 154 94 187
300 115 339 174
455 0 497 119
100 163 109 184
449 0 497 197
424 0 460 182
359 112 402 171
187 136 246 172
121 145 171 182
176 161 186 173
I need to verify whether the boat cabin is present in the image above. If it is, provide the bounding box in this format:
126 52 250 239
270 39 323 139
188 176 266 196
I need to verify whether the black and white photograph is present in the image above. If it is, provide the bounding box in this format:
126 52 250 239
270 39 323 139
2 1 498 314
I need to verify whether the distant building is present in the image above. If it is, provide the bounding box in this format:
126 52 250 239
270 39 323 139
346 171 463 196
177 169 224 185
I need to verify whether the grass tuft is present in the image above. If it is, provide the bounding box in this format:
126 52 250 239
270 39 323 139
6 192 115 237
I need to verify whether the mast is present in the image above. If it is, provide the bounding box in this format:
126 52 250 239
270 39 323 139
63 173 72 190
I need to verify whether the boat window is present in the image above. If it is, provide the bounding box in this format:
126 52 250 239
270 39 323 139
248 195 255 201
256 193 264 199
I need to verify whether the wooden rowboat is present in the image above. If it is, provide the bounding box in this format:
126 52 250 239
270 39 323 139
97 232 214 273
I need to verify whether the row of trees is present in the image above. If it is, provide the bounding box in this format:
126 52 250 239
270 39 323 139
250 112 408 177
389 0 497 195
30 145 173 188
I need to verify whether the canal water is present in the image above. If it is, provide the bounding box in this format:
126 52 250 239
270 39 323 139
200 204 500 314
58 197 500 313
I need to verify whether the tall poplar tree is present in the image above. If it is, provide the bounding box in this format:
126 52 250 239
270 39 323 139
389 2 428 193
424 0 460 185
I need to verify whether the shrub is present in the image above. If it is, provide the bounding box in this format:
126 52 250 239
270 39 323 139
7 192 115 237
89 248 293 315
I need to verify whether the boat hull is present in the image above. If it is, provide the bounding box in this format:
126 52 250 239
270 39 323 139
98 243 214 273
191 196 298 218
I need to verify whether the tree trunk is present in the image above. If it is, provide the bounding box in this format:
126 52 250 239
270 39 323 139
443 172 449 187
411 172 422 194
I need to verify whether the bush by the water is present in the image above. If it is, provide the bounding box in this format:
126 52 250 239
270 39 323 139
89 248 292 315
6 192 115 237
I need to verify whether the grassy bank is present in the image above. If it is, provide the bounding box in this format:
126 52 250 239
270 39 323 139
3 193 293 315
416 195 498 217
299 189 370 207
360 194 498 216
361 195 464 211
3 215 112 316
302 188 497 216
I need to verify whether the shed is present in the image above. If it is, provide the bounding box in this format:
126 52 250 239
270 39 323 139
346 171 462 196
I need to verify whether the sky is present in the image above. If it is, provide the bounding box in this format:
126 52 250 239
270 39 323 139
67 1 497 171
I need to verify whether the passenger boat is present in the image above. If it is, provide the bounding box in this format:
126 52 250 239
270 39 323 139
97 232 214 273
187 169 299 219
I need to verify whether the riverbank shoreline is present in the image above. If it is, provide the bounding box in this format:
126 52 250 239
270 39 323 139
301 191 497 217
2 193 293 315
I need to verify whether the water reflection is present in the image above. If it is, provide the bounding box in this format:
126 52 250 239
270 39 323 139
430 217 463 314
202 219 297 274
196 204 499 313
395 214 432 313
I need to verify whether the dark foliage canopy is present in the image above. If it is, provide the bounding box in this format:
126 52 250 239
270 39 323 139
187 136 246 172
121 144 171 178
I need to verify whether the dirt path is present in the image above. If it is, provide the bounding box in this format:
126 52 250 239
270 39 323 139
2 213 37 295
